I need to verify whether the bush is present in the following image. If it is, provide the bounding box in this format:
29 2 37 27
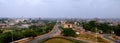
0 32 12 43
22 30 37 38
62 28 77 37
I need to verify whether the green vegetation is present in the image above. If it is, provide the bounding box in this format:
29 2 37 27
78 34 95 41
78 34 111 43
59 25 77 37
43 37 74 43
82 21 98 32
61 28 77 37
96 37 111 43
0 22 56 43
82 21 120 36
0 32 12 43
22 30 37 38
0 30 2 33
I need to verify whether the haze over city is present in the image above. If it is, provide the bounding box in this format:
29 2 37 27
0 0 120 43
0 0 120 18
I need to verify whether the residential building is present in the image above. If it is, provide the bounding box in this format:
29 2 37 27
0 23 9 28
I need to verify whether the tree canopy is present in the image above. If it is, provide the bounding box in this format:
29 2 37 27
82 20 120 36
62 28 77 37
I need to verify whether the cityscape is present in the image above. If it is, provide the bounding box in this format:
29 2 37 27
0 0 120 43
0 18 120 43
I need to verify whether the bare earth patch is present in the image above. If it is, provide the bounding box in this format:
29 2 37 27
78 34 111 43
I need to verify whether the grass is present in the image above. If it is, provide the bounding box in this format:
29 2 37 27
96 37 111 43
78 34 111 43
43 37 74 43
78 34 95 41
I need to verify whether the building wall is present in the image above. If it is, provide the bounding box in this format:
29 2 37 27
63 24 73 28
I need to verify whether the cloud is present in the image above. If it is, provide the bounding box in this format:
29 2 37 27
25 0 42 6
0 0 8 4
0 0 120 18
0 0 44 6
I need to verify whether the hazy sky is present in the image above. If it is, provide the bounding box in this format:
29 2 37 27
0 0 120 18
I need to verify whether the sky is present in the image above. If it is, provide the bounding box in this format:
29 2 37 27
0 0 120 18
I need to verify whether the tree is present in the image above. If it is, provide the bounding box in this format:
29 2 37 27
97 23 113 33
12 32 24 41
62 28 77 37
83 21 97 32
22 30 37 38
114 25 120 36
0 30 2 33
83 21 115 33
89 21 97 27
0 32 12 43
91 28 99 32
0 21 55 43
35 28 44 35
29 25 37 29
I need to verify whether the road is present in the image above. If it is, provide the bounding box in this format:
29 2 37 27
26 24 89 43
103 34 120 43
26 24 59 43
